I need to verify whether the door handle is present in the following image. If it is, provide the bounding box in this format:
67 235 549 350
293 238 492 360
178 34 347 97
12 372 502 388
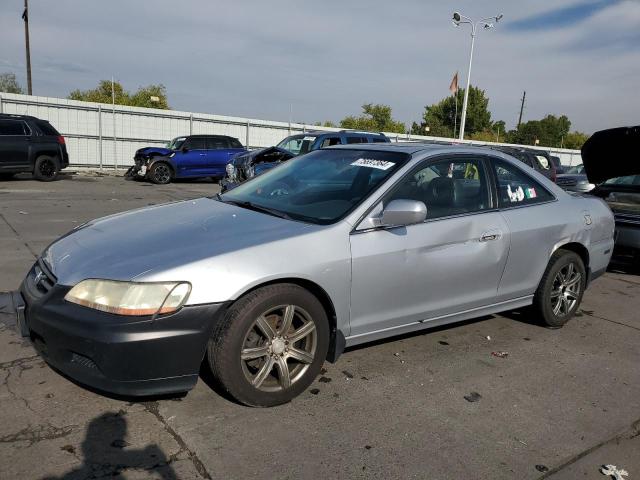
480 230 502 242
199 153 206 156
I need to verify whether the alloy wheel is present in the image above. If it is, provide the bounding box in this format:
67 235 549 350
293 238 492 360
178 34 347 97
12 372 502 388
154 164 171 183
550 262 582 317
240 304 317 392
39 159 56 178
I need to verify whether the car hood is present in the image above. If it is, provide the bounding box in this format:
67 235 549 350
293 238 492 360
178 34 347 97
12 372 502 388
581 125 640 184
136 146 173 157
43 198 319 286
232 146 293 165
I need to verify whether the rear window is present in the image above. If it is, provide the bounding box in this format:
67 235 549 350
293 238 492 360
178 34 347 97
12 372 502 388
35 120 59 136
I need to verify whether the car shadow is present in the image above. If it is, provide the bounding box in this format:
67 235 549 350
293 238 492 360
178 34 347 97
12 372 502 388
40 411 178 480
607 256 639 276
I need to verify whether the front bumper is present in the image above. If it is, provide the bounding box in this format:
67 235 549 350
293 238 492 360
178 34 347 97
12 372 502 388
19 270 228 397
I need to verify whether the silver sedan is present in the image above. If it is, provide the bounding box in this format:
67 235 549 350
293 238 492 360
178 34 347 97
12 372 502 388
18 143 615 406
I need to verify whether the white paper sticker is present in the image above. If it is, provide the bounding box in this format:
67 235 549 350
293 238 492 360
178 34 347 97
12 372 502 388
302 136 316 142
351 158 395 170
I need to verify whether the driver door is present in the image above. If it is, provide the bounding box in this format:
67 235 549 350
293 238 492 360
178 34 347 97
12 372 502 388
348 155 511 337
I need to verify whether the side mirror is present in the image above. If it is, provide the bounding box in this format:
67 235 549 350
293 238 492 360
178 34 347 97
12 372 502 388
380 199 427 227
181 146 189 153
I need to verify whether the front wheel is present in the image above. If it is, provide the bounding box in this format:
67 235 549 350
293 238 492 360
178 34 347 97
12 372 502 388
149 162 173 184
533 249 586 328
207 284 329 407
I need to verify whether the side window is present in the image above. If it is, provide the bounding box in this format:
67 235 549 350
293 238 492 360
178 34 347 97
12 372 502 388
492 159 554 208
229 138 243 149
206 137 228 149
346 136 366 144
185 138 207 150
386 157 490 220
0 120 28 135
534 154 550 170
320 137 341 148
372 137 387 143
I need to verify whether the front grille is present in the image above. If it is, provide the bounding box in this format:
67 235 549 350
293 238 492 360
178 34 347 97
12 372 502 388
71 352 99 371
26 260 57 297
556 178 578 187
614 212 640 226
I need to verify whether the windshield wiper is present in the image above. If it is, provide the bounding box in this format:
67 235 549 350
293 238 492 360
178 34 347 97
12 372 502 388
222 199 292 220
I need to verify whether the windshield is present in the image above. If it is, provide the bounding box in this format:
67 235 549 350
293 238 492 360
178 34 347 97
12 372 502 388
167 136 187 150
221 149 409 224
603 175 640 186
276 135 317 156
566 164 585 174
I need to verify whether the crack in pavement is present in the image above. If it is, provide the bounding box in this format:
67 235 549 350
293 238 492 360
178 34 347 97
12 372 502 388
582 311 640 332
0 212 38 259
0 423 75 447
536 417 640 479
141 401 212 480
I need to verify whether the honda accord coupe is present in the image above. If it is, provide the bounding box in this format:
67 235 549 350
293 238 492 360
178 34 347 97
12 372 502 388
16 139 617 406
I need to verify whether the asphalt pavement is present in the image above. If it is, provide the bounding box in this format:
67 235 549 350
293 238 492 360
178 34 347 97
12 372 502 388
1 172 639 479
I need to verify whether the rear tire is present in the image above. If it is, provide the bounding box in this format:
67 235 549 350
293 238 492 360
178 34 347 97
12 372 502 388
33 156 60 181
149 162 173 185
207 284 329 407
533 249 586 328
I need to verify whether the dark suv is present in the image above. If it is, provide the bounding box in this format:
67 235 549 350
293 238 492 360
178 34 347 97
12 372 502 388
492 146 557 183
0 114 69 181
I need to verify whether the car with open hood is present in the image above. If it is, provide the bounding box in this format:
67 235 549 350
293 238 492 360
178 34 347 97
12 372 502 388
221 130 389 191
125 135 247 184
583 125 640 267
15 143 614 407
555 164 595 193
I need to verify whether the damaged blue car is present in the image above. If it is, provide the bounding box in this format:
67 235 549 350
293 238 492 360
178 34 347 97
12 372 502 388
126 135 246 184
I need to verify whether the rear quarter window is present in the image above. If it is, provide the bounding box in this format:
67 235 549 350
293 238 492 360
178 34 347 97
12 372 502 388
35 120 59 136
492 159 554 208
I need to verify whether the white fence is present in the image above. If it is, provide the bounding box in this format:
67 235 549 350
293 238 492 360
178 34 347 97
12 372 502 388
0 92 582 168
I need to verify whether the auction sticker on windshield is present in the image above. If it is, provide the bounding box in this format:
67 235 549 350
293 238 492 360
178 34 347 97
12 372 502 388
351 158 395 170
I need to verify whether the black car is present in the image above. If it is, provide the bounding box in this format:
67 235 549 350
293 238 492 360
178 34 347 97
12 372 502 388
491 146 557 182
221 130 389 191
583 126 640 267
0 114 69 181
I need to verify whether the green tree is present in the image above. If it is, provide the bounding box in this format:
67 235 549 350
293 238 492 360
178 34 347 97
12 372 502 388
0 72 23 94
340 103 405 133
563 131 589 149
69 80 170 109
508 114 571 147
413 86 492 138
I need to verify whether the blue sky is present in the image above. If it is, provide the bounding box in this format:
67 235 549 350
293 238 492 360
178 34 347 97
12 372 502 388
1 0 639 133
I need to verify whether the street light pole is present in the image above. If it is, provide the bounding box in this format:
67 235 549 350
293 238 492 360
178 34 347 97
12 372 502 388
452 12 503 141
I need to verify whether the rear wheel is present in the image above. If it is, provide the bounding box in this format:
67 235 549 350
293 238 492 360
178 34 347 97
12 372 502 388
207 284 329 407
533 249 586 327
149 162 173 184
33 156 60 181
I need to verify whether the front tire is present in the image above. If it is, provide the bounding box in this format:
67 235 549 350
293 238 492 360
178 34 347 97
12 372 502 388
149 162 173 184
208 284 329 407
33 156 60 181
533 249 586 328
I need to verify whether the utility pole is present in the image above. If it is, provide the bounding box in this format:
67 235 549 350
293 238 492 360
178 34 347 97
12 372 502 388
22 0 33 95
517 91 526 129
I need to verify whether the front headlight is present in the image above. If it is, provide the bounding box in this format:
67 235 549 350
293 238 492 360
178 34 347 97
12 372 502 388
64 279 191 316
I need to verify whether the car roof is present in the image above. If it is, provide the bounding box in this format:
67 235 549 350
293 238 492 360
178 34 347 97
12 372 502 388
289 130 387 138
187 134 236 139
0 113 42 121
327 142 488 155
